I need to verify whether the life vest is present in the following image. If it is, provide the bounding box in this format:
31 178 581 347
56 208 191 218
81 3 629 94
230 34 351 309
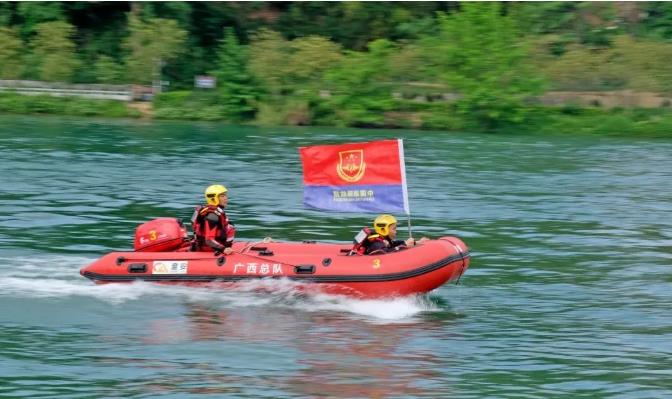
350 227 386 255
191 205 234 250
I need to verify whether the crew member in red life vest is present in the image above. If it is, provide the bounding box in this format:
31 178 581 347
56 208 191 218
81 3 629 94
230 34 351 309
192 184 235 254
352 214 429 255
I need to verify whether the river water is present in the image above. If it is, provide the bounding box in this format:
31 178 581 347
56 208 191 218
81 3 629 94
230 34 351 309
0 115 671 398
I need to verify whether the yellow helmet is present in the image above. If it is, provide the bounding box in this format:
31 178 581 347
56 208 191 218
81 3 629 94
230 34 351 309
205 184 228 206
373 214 397 236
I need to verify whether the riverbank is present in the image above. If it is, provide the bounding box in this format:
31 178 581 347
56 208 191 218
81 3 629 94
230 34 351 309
1 91 672 137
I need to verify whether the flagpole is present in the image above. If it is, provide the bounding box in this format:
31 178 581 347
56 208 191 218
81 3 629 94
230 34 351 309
407 212 413 239
398 138 412 239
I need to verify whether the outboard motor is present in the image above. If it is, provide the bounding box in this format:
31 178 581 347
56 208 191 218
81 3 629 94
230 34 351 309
134 218 188 252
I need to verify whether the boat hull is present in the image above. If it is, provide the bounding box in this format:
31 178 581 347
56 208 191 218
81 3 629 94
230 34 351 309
80 236 470 298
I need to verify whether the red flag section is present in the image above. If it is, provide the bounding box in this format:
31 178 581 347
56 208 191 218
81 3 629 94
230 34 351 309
300 139 403 186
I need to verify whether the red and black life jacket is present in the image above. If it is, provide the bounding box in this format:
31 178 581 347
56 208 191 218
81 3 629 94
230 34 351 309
191 205 234 250
350 227 386 255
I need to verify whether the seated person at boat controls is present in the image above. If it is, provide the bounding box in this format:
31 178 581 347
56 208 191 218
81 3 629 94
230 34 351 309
191 184 235 254
352 214 429 255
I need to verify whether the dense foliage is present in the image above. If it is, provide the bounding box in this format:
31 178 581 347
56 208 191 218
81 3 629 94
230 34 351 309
2 1 672 132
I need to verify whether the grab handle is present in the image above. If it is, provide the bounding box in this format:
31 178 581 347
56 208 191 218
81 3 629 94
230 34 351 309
128 263 147 273
294 264 315 274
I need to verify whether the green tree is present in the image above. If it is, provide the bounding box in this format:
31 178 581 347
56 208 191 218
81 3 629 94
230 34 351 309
0 27 24 78
248 29 290 96
388 42 434 84
93 55 123 84
0 2 13 26
275 2 452 50
288 36 342 86
538 35 672 93
32 20 80 82
16 1 63 39
248 30 344 125
508 2 581 36
123 14 187 85
323 39 397 127
248 30 343 95
642 2 672 39
138 1 192 29
425 3 544 130
211 27 259 122
62 2 131 83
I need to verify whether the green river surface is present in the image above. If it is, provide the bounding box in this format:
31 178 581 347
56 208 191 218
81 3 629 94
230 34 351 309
0 115 671 398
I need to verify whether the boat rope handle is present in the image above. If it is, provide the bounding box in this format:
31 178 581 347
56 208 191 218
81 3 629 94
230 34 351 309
237 236 274 254
229 237 304 268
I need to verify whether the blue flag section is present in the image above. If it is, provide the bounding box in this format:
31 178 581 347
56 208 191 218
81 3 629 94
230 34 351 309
303 184 408 213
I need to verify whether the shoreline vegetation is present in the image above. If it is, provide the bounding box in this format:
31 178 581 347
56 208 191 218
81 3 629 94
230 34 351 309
2 2 672 136
2 90 672 137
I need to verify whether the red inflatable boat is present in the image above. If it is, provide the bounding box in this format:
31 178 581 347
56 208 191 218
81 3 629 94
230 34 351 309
80 218 471 298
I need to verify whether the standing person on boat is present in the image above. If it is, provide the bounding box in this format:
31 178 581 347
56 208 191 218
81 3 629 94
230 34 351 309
191 184 235 254
352 214 429 255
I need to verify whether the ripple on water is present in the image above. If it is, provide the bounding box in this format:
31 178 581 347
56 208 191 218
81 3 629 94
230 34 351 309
1 118 672 397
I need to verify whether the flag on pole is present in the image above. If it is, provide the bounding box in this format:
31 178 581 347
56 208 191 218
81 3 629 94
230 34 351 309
299 139 410 213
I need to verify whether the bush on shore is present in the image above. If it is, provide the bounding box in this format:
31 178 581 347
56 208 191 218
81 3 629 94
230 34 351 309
0 92 140 118
3 90 672 138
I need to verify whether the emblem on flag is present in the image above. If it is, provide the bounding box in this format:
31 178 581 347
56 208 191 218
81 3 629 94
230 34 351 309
337 150 366 182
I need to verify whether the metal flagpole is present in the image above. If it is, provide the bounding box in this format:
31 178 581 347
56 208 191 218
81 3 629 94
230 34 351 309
398 138 412 239
407 212 413 239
